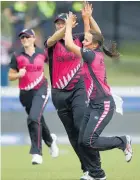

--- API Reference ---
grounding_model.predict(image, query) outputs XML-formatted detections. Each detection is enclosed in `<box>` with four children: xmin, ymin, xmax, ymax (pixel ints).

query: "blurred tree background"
<box><xmin>1</xmin><ymin>1</ymin><xmax>140</xmax><ymax>86</ymax></box>
<box><xmin>1</xmin><ymin>1</ymin><xmax>35</xmax><ymax>37</ymax></box>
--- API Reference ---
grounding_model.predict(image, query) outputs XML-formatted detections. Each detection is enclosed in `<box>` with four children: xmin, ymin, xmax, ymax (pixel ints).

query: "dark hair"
<box><xmin>89</xmin><ymin>30</ymin><xmax>120</xmax><ymax>59</ymax></box>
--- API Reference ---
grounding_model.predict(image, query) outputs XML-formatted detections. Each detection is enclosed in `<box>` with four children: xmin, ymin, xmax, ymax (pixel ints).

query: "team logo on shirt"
<box><xmin>83</xmin><ymin>48</ymin><xmax>91</xmax><ymax>52</ymax></box>
<box><xmin>94</xmin><ymin>116</ymin><xmax>99</xmax><ymax>120</ymax></box>
<box><xmin>85</xmin><ymin>100</ymin><xmax>89</xmax><ymax>107</ymax></box>
<box><xmin>56</xmin><ymin>54</ymin><xmax>79</xmax><ymax>62</ymax></box>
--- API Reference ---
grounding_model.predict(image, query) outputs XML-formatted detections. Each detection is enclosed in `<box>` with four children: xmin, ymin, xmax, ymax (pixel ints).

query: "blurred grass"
<box><xmin>1</xmin><ymin>144</ymin><xmax>140</xmax><ymax>180</ymax></box>
<box><xmin>105</xmin><ymin>54</ymin><xmax>140</xmax><ymax>86</ymax></box>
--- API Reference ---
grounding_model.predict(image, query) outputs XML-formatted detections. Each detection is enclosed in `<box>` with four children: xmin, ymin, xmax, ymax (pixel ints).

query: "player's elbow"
<box><xmin>8</xmin><ymin>72</ymin><xmax>15</xmax><ymax>81</ymax></box>
<box><xmin>65</xmin><ymin>41</ymin><xmax>73</xmax><ymax>51</ymax></box>
<box><xmin>45</xmin><ymin>38</ymin><xmax>56</xmax><ymax>48</ymax></box>
<box><xmin>8</xmin><ymin>73</ymin><xmax>12</xmax><ymax>81</ymax></box>
<box><xmin>65</xmin><ymin>44</ymin><xmax>72</xmax><ymax>51</ymax></box>
<box><xmin>8</xmin><ymin>72</ymin><xmax>13</xmax><ymax>81</ymax></box>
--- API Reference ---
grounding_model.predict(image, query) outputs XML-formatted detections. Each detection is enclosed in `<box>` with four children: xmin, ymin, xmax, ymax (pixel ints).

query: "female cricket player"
<box><xmin>65</xmin><ymin>10</ymin><xmax>133</xmax><ymax>180</ymax></box>
<box><xmin>8</xmin><ymin>28</ymin><xmax>59</xmax><ymax>165</ymax></box>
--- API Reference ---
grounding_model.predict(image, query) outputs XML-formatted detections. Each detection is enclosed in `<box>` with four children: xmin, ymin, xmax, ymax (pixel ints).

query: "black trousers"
<box><xmin>20</xmin><ymin>81</ymin><xmax>53</xmax><ymax>155</ymax></box>
<box><xmin>52</xmin><ymin>78</ymin><xmax>88</xmax><ymax>172</ymax></box>
<box><xmin>78</xmin><ymin>96</ymin><xmax>126</xmax><ymax>178</ymax></box>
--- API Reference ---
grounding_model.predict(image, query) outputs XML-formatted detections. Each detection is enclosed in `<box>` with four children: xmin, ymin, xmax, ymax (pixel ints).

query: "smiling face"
<box><xmin>82</xmin><ymin>32</ymin><xmax>93</xmax><ymax>48</ymax></box>
<box><xmin>82</xmin><ymin>32</ymin><xmax>99</xmax><ymax>49</ymax></box>
<box><xmin>55</xmin><ymin>19</ymin><xmax>66</xmax><ymax>31</ymax></box>
<box><xmin>20</xmin><ymin>35</ymin><xmax>35</xmax><ymax>48</ymax></box>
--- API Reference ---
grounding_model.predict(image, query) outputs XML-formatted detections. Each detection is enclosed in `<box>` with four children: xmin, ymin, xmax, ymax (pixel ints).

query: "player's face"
<box><xmin>20</xmin><ymin>35</ymin><xmax>35</xmax><ymax>48</ymax></box>
<box><xmin>83</xmin><ymin>32</ymin><xmax>98</xmax><ymax>49</ymax></box>
<box><xmin>55</xmin><ymin>20</ymin><xmax>65</xmax><ymax>31</ymax></box>
<box><xmin>82</xmin><ymin>32</ymin><xmax>93</xmax><ymax>48</ymax></box>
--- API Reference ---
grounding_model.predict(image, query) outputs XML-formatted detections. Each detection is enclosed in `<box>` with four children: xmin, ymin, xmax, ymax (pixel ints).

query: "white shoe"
<box><xmin>80</xmin><ymin>171</ymin><xmax>98</xmax><ymax>180</ymax></box>
<box><xmin>80</xmin><ymin>171</ymin><xmax>90</xmax><ymax>180</ymax></box>
<box><xmin>49</xmin><ymin>133</ymin><xmax>59</xmax><ymax>158</ymax></box>
<box><xmin>124</xmin><ymin>135</ymin><xmax>133</xmax><ymax>162</ymax></box>
<box><xmin>32</xmin><ymin>154</ymin><xmax>43</xmax><ymax>165</ymax></box>
<box><xmin>80</xmin><ymin>171</ymin><xmax>106</xmax><ymax>180</ymax></box>
<box><xmin>94</xmin><ymin>176</ymin><xmax>106</xmax><ymax>180</ymax></box>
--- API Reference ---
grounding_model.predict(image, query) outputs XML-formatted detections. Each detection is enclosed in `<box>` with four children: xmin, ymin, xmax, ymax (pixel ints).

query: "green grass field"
<box><xmin>1</xmin><ymin>144</ymin><xmax>140</xmax><ymax>180</ymax></box>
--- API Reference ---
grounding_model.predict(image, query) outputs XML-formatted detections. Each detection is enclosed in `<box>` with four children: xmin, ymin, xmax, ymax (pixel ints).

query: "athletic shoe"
<box><xmin>94</xmin><ymin>176</ymin><xmax>106</xmax><ymax>180</ymax></box>
<box><xmin>80</xmin><ymin>171</ymin><xmax>89</xmax><ymax>180</ymax></box>
<box><xmin>80</xmin><ymin>172</ymin><xmax>106</xmax><ymax>180</ymax></box>
<box><xmin>80</xmin><ymin>173</ymin><xmax>93</xmax><ymax>180</ymax></box>
<box><xmin>49</xmin><ymin>133</ymin><xmax>59</xmax><ymax>158</ymax></box>
<box><xmin>32</xmin><ymin>154</ymin><xmax>43</xmax><ymax>165</ymax></box>
<box><xmin>124</xmin><ymin>135</ymin><xmax>133</xmax><ymax>162</ymax></box>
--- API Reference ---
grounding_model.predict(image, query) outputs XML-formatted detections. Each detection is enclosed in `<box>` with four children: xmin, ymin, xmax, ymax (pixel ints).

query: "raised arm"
<box><xmin>82</xmin><ymin>2</ymin><xmax>91</xmax><ymax>33</ymax></box>
<box><xmin>46</xmin><ymin>26</ymin><xmax>66</xmax><ymax>47</ymax></box>
<box><xmin>88</xmin><ymin>3</ymin><xmax>102</xmax><ymax>34</ymax></box>
<box><xmin>65</xmin><ymin>12</ymin><xmax>82</xmax><ymax>57</ymax></box>
<box><xmin>89</xmin><ymin>17</ymin><xmax>101</xmax><ymax>34</ymax></box>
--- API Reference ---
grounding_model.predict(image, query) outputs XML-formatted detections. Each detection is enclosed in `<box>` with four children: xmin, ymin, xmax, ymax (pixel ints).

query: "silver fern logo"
<box><xmin>85</xmin><ymin>100</ymin><xmax>89</xmax><ymax>107</ymax></box>
<box><xmin>94</xmin><ymin>116</ymin><xmax>99</xmax><ymax>120</ymax></box>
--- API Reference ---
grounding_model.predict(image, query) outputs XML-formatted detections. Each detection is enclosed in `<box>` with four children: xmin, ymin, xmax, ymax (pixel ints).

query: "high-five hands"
<box><xmin>82</xmin><ymin>1</ymin><xmax>93</xmax><ymax>19</ymax></box>
<box><xmin>65</xmin><ymin>12</ymin><xmax>78</xmax><ymax>28</ymax></box>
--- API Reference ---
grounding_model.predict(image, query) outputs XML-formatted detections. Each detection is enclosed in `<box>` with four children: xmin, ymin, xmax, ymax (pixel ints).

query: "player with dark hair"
<box><xmin>65</xmin><ymin>9</ymin><xmax>133</xmax><ymax>180</ymax></box>
<box><xmin>8</xmin><ymin>29</ymin><xmax>59</xmax><ymax>165</ymax></box>
<box><xmin>44</xmin><ymin>12</ymin><xmax>88</xmax><ymax>177</ymax></box>
<box><xmin>44</xmin><ymin>2</ymin><xmax>107</xmax><ymax>178</ymax></box>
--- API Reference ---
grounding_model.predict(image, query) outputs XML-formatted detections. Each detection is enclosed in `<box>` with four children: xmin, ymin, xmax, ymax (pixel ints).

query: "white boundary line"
<box><xmin>1</xmin><ymin>135</ymin><xmax>140</xmax><ymax>145</ymax></box>
<box><xmin>1</xmin><ymin>87</ymin><xmax>140</xmax><ymax>97</ymax></box>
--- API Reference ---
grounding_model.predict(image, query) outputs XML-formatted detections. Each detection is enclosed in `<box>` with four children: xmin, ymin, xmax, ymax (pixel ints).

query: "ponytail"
<box><xmin>89</xmin><ymin>30</ymin><xmax>120</xmax><ymax>59</ymax></box>
<box><xmin>102</xmin><ymin>41</ymin><xmax>120</xmax><ymax>59</ymax></box>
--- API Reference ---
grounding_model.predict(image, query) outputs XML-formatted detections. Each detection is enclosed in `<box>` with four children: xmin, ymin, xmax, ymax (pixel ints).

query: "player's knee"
<box><xmin>82</xmin><ymin>136</ymin><xmax>91</xmax><ymax>148</ymax></box>
<box><xmin>73</xmin><ymin>114</ymin><xmax>84</xmax><ymax>131</ymax></box>
<box><xmin>27</xmin><ymin>114</ymin><xmax>39</xmax><ymax>124</ymax></box>
<box><xmin>78</xmin><ymin>134</ymin><xmax>89</xmax><ymax>147</ymax></box>
<box><xmin>82</xmin><ymin>134</ymin><xmax>97</xmax><ymax>148</ymax></box>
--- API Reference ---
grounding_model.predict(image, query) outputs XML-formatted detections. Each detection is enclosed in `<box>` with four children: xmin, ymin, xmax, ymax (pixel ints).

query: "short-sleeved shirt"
<box><xmin>45</xmin><ymin>33</ymin><xmax>85</xmax><ymax>90</ymax></box>
<box><xmin>81</xmin><ymin>47</ymin><xmax>111</xmax><ymax>100</ymax></box>
<box><xmin>10</xmin><ymin>47</ymin><xmax>47</xmax><ymax>90</ymax></box>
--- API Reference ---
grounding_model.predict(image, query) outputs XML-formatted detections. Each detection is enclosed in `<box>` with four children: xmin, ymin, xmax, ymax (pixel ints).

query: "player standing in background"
<box><xmin>8</xmin><ymin>29</ymin><xmax>59</xmax><ymax>165</ymax></box>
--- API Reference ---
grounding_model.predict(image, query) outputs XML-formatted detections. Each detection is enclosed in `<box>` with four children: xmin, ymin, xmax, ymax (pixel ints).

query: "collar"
<box><xmin>20</xmin><ymin>47</ymin><xmax>38</xmax><ymax>54</ymax></box>
<box><xmin>94</xmin><ymin>47</ymin><xmax>102</xmax><ymax>52</ymax></box>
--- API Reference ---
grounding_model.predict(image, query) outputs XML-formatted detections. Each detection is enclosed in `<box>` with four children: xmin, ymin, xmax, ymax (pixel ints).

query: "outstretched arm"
<box><xmin>82</xmin><ymin>1</ymin><xmax>102</xmax><ymax>34</ymax></box>
<box><xmin>89</xmin><ymin>16</ymin><xmax>101</xmax><ymax>34</ymax></box>
<box><xmin>65</xmin><ymin>12</ymin><xmax>82</xmax><ymax>57</ymax></box>
<box><xmin>46</xmin><ymin>14</ymin><xmax>78</xmax><ymax>48</ymax></box>
<box><xmin>82</xmin><ymin>2</ymin><xmax>91</xmax><ymax>33</ymax></box>
<box><xmin>46</xmin><ymin>26</ymin><xmax>66</xmax><ymax>47</ymax></box>
<box><xmin>88</xmin><ymin>3</ymin><xmax>102</xmax><ymax>34</ymax></box>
